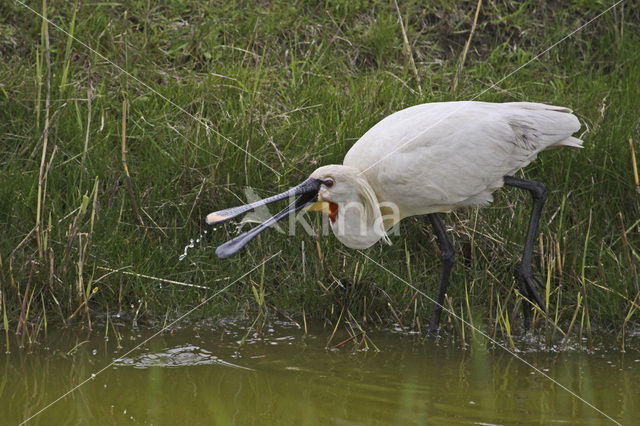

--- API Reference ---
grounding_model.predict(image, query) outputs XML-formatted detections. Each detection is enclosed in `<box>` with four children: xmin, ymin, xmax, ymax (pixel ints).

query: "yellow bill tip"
<box><xmin>206</xmin><ymin>212</ymin><xmax>230</xmax><ymax>225</ymax></box>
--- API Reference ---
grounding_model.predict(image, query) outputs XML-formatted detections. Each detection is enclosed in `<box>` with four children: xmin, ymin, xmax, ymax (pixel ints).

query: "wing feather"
<box><xmin>343</xmin><ymin>101</ymin><xmax>582</xmax><ymax>215</ymax></box>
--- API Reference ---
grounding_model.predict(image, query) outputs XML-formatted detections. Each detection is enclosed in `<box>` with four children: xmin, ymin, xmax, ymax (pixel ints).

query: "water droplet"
<box><xmin>92</xmin><ymin>349</ymin><xmax>97</xmax><ymax>355</ymax></box>
<box><xmin>204</xmin><ymin>230</ymin><xmax>208</xmax><ymax>234</ymax></box>
<box><xmin>196</xmin><ymin>239</ymin><xmax>200</xmax><ymax>243</ymax></box>
<box><xmin>91</xmin><ymin>373</ymin><xmax>96</xmax><ymax>379</ymax></box>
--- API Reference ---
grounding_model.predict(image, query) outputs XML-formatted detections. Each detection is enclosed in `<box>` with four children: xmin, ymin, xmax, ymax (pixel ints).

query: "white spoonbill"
<box><xmin>206</xmin><ymin>101</ymin><xmax>582</xmax><ymax>331</ymax></box>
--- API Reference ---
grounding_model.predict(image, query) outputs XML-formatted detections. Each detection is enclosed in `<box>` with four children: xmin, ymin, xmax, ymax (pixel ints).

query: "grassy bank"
<box><xmin>1</xmin><ymin>0</ymin><xmax>639</xmax><ymax>346</ymax></box>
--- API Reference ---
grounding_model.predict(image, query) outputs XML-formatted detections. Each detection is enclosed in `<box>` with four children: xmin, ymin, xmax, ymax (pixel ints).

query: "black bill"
<box><xmin>206</xmin><ymin>177</ymin><xmax>322</xmax><ymax>258</ymax></box>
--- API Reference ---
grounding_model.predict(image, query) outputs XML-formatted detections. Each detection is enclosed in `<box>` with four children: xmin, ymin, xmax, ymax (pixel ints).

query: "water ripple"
<box><xmin>114</xmin><ymin>344</ymin><xmax>253</xmax><ymax>370</ymax></box>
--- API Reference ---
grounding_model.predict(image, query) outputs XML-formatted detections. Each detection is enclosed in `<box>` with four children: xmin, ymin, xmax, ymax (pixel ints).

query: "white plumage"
<box><xmin>346</xmin><ymin>101</ymin><xmax>581</xmax><ymax>214</ymax></box>
<box><xmin>310</xmin><ymin>101</ymin><xmax>582</xmax><ymax>249</ymax></box>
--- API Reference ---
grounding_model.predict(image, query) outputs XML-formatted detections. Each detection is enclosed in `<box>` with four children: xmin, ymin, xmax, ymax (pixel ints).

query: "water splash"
<box><xmin>179</xmin><ymin>230</ymin><xmax>209</xmax><ymax>261</ymax></box>
<box><xmin>114</xmin><ymin>344</ymin><xmax>253</xmax><ymax>370</ymax></box>
<box><xmin>179</xmin><ymin>239</ymin><xmax>195</xmax><ymax>261</ymax></box>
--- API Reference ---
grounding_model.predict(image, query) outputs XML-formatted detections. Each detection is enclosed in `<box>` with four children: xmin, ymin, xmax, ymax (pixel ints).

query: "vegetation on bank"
<box><xmin>1</xmin><ymin>0</ymin><xmax>639</xmax><ymax>347</ymax></box>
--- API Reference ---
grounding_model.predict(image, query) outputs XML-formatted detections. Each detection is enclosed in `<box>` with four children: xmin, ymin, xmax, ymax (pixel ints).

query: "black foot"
<box><xmin>517</xmin><ymin>265</ymin><xmax>547</xmax><ymax>331</ymax></box>
<box><xmin>519</xmin><ymin>266</ymin><xmax>546</xmax><ymax>311</ymax></box>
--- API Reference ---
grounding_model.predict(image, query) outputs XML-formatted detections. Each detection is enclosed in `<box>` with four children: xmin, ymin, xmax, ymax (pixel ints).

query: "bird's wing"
<box><xmin>344</xmin><ymin>102</ymin><xmax>581</xmax><ymax>215</ymax></box>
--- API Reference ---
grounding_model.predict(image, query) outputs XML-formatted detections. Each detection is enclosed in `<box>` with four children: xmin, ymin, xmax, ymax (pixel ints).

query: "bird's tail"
<box><xmin>553</xmin><ymin>135</ymin><xmax>583</xmax><ymax>148</ymax></box>
<box><xmin>527</xmin><ymin>103</ymin><xmax>583</xmax><ymax>149</ymax></box>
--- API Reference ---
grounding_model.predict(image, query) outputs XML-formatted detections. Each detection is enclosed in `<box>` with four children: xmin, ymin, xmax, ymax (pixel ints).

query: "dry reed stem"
<box><xmin>61</xmin><ymin>197</ymin><xmax>89</xmax><ymax>277</ymax></box>
<box><xmin>302</xmin><ymin>308</ymin><xmax>308</xmax><ymax>334</ymax></box>
<box><xmin>332</xmin><ymin>332</ymin><xmax>362</xmax><ymax>349</ymax></box>
<box><xmin>383</xmin><ymin>70</ymin><xmax>418</xmax><ymax>95</ymax></box>
<box><xmin>392</xmin><ymin>0</ymin><xmax>422</xmax><ymax>96</ymax></box>
<box><xmin>629</xmin><ymin>138</ymin><xmax>639</xmax><ymax>192</ymax></box>
<box><xmin>89</xmin><ymin>177</ymin><xmax>99</xmax><ymax>234</ymax></box>
<box><xmin>48</xmin><ymin>245</ymin><xmax>55</xmax><ymax>288</ymax></box>
<box><xmin>555</xmin><ymin>237</ymin><xmax>563</xmax><ymax>279</ymax></box>
<box><xmin>9</xmin><ymin>227</ymin><xmax>37</xmax><ymax>260</ymax></box>
<box><xmin>76</xmin><ymin>234</ymin><xmax>87</xmax><ymax>319</ymax></box>
<box><xmin>387</xmin><ymin>302</ymin><xmax>406</xmax><ymax>332</ymax></box>
<box><xmin>453</xmin><ymin>0</ymin><xmax>483</xmax><ymax>92</ymax></box>
<box><xmin>140</xmin><ymin>208</ymin><xmax>167</xmax><ymax>238</ymax></box>
<box><xmin>618</xmin><ymin>212</ymin><xmax>640</xmax><ymax>261</ymax></box>
<box><xmin>186</xmin><ymin>176</ymin><xmax>207</xmax><ymax>223</ymax></box>
<box><xmin>268</xmin><ymin>303</ymin><xmax>301</xmax><ymax>328</ymax></box>
<box><xmin>445</xmin><ymin>295</ymin><xmax>462</xmax><ymax>336</ymax></box>
<box><xmin>16</xmin><ymin>262</ymin><xmax>35</xmax><ymax>335</ymax></box>
<box><xmin>81</xmin><ymin>70</ymin><xmax>93</xmax><ymax>181</ymax></box>
<box><xmin>95</xmin><ymin>266</ymin><xmax>210</xmax><ymax>289</ymax></box>
<box><xmin>0</xmin><ymin>254</ymin><xmax>4</xmax><ymax>291</ymax></box>
<box><xmin>40</xmin><ymin>144</ymin><xmax>58</xmax><ymax>245</ymax></box>
<box><xmin>121</xmin><ymin>99</ymin><xmax>146</xmax><ymax>231</ymax></box>
<box><xmin>26</xmin><ymin>106</ymin><xmax>66</xmax><ymax>158</ymax></box>
<box><xmin>36</xmin><ymin>0</ymin><xmax>52</xmax><ymax>259</ymax></box>
<box><xmin>67</xmin><ymin>300</ymin><xmax>88</xmax><ymax>321</ymax></box>
<box><xmin>561</xmin><ymin>293</ymin><xmax>582</xmax><ymax>347</ymax></box>
<box><xmin>67</xmin><ymin>285</ymin><xmax>98</xmax><ymax>322</ymax></box>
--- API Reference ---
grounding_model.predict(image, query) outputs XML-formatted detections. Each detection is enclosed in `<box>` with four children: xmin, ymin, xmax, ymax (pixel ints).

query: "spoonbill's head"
<box><xmin>206</xmin><ymin>165</ymin><xmax>389</xmax><ymax>258</ymax></box>
<box><xmin>306</xmin><ymin>165</ymin><xmax>389</xmax><ymax>250</ymax></box>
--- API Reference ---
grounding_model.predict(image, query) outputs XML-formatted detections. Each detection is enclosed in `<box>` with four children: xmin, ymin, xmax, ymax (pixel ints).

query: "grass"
<box><xmin>0</xmin><ymin>0</ymin><xmax>639</xmax><ymax>347</ymax></box>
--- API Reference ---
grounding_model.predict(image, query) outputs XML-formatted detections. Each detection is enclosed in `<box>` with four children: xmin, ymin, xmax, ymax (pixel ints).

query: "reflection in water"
<box><xmin>1</xmin><ymin>319</ymin><xmax>639</xmax><ymax>425</ymax></box>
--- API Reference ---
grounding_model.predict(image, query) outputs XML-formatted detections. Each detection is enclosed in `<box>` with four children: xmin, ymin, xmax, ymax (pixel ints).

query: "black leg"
<box><xmin>428</xmin><ymin>213</ymin><xmax>455</xmax><ymax>333</ymax></box>
<box><xmin>503</xmin><ymin>176</ymin><xmax>548</xmax><ymax>330</ymax></box>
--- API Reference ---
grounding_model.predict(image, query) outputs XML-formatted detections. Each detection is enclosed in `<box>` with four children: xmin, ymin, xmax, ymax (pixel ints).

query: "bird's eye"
<box><xmin>324</xmin><ymin>178</ymin><xmax>334</xmax><ymax>188</ymax></box>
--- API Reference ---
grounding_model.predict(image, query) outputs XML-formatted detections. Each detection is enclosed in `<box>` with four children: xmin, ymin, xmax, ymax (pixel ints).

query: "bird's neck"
<box><xmin>329</xmin><ymin>177</ymin><xmax>390</xmax><ymax>249</ymax></box>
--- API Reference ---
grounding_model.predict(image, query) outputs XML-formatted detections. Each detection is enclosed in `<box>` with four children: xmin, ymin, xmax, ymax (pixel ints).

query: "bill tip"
<box><xmin>215</xmin><ymin>245</ymin><xmax>233</xmax><ymax>259</ymax></box>
<box><xmin>206</xmin><ymin>212</ymin><xmax>229</xmax><ymax>225</ymax></box>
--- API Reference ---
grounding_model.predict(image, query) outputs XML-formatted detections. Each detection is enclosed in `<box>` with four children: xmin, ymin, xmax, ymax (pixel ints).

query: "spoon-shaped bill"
<box><xmin>215</xmin><ymin>191</ymin><xmax>318</xmax><ymax>258</ymax></box>
<box><xmin>205</xmin><ymin>177</ymin><xmax>323</xmax><ymax>225</ymax></box>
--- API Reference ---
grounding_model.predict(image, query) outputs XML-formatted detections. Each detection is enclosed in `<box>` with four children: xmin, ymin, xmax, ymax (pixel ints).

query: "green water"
<box><xmin>2</xmin><ymin>319</ymin><xmax>638</xmax><ymax>425</ymax></box>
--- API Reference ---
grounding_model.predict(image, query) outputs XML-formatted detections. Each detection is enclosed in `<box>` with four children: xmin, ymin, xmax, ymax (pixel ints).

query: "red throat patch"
<box><xmin>328</xmin><ymin>202</ymin><xmax>338</xmax><ymax>223</ymax></box>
